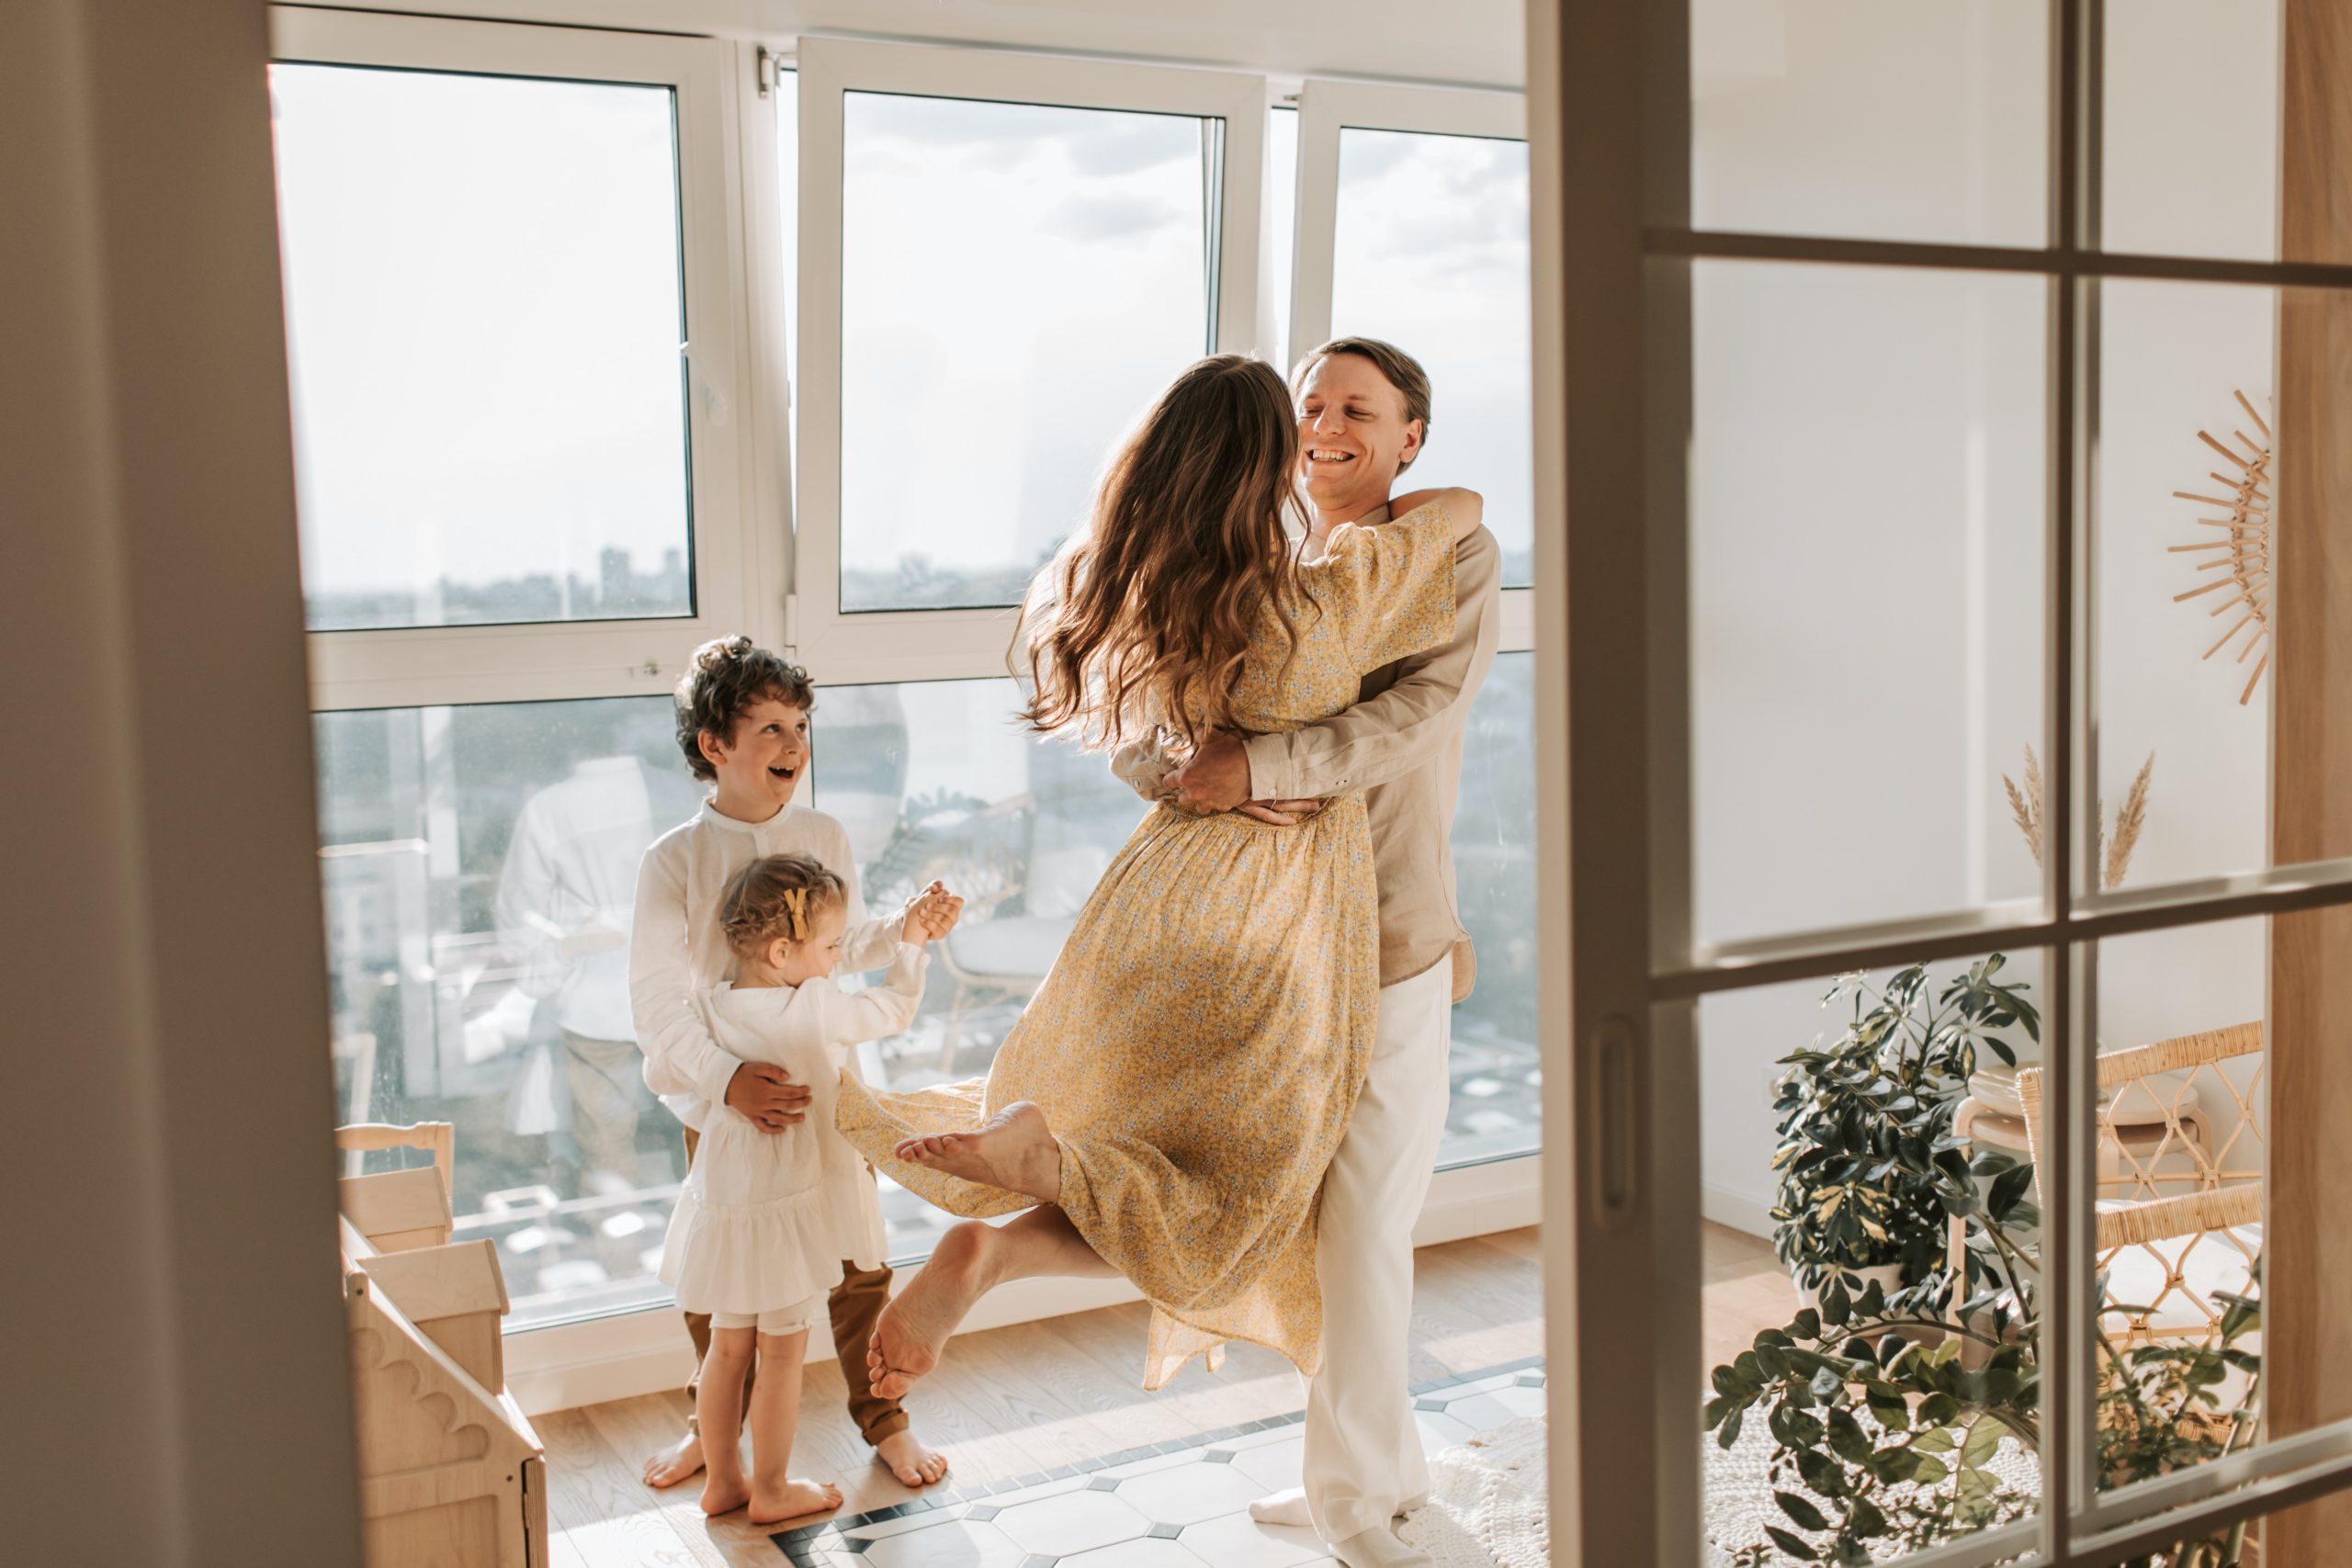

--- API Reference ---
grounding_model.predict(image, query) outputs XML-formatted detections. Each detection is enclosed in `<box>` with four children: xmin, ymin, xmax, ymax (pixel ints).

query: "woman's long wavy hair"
<box><xmin>1019</xmin><ymin>355</ymin><xmax>1306</xmax><ymax>750</ymax></box>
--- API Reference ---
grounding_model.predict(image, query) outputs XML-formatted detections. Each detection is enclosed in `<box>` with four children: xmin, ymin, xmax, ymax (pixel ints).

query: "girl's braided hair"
<box><xmin>718</xmin><ymin>853</ymin><xmax>847</xmax><ymax>960</ymax></box>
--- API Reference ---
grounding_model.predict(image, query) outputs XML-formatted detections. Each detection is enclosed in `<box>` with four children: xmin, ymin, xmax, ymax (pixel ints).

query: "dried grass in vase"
<box><xmin>2003</xmin><ymin>745</ymin><xmax>2154</xmax><ymax>890</ymax></box>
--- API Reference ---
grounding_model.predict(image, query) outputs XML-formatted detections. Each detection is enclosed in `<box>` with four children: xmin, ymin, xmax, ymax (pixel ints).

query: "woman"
<box><xmin>836</xmin><ymin>354</ymin><xmax>1480</xmax><ymax>1395</ymax></box>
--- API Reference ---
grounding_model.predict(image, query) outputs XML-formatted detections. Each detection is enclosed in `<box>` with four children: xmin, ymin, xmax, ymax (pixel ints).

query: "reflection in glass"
<box><xmin>837</xmin><ymin>94</ymin><xmax>1215</xmax><ymax>612</ymax></box>
<box><xmin>817</xmin><ymin>664</ymin><xmax>1540</xmax><ymax>1259</ymax></box>
<box><xmin>271</xmin><ymin>65</ymin><xmax>694</xmax><ymax>631</ymax></box>
<box><xmin>316</xmin><ymin>697</ymin><xmax>704</xmax><ymax>1328</ymax></box>
<box><xmin>1690</xmin><ymin>0</ymin><xmax>2048</xmax><ymax>247</ymax></box>
<box><xmin>1689</xmin><ymin>260</ymin><xmax>2046</xmax><ymax>946</ymax></box>
<box><xmin>1329</xmin><ymin>128</ymin><xmax>1533</xmax><ymax>587</ymax></box>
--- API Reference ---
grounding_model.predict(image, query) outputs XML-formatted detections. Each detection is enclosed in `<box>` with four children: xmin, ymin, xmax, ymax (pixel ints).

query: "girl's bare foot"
<box><xmin>876</xmin><ymin>1428</ymin><xmax>950</xmax><ymax>1487</ymax></box>
<box><xmin>894</xmin><ymin>1101</ymin><xmax>1061</xmax><ymax>1201</ymax></box>
<box><xmin>868</xmin><ymin>1221</ymin><xmax>1001</xmax><ymax>1400</ymax></box>
<box><xmin>748</xmin><ymin>1477</ymin><xmax>842</xmax><ymax>1526</ymax></box>
<box><xmin>699</xmin><ymin>1470</ymin><xmax>751</xmax><ymax>1517</ymax></box>
<box><xmin>645</xmin><ymin>1428</ymin><xmax>705</xmax><ymax>1488</ymax></box>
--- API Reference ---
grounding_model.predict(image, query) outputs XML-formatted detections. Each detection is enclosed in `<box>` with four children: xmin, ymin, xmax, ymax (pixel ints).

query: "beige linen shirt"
<box><xmin>1112</xmin><ymin>503</ymin><xmax>1503</xmax><ymax>987</ymax></box>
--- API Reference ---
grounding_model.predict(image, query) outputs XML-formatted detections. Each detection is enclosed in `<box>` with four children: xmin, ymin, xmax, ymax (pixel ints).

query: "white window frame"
<box><xmin>270</xmin><ymin>6</ymin><xmax>781</xmax><ymax>714</ymax></box>
<box><xmin>273</xmin><ymin>7</ymin><xmax>1546</xmax><ymax>1391</ymax></box>
<box><xmin>1290</xmin><ymin>78</ymin><xmax>1535</xmax><ymax>651</ymax></box>
<box><xmin>786</xmin><ymin>36</ymin><xmax>1268</xmax><ymax>683</ymax></box>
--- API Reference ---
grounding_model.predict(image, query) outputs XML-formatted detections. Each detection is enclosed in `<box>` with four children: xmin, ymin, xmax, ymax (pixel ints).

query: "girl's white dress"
<box><xmin>659</xmin><ymin>942</ymin><xmax>929</xmax><ymax>1317</ymax></box>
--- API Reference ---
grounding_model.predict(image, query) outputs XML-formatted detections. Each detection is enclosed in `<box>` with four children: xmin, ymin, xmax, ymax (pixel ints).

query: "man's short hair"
<box><xmin>1291</xmin><ymin>336</ymin><xmax>1433</xmax><ymax>469</ymax></box>
<box><xmin>673</xmin><ymin>635</ymin><xmax>816</xmax><ymax>783</ymax></box>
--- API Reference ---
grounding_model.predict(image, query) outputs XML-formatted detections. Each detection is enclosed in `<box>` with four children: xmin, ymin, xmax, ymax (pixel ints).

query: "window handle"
<box><xmin>1586</xmin><ymin>1013</ymin><xmax>1640</xmax><ymax>1229</ymax></box>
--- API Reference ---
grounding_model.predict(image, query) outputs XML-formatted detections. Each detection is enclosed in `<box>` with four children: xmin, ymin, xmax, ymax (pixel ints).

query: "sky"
<box><xmin>271</xmin><ymin>64</ymin><xmax>1536</xmax><ymax>621</ymax></box>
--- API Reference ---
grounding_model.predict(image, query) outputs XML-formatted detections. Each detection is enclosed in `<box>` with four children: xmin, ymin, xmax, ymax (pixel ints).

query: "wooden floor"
<box><xmin>540</xmin><ymin>1224</ymin><xmax>1791</xmax><ymax>1567</ymax></box>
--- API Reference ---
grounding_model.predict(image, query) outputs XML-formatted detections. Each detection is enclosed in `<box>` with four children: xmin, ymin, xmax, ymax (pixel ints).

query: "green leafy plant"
<box><xmin>1769</xmin><ymin>959</ymin><xmax>2039</xmax><ymax>1307</ymax></box>
<box><xmin>1713</xmin><ymin>960</ymin><xmax>2264</xmax><ymax>1567</ymax></box>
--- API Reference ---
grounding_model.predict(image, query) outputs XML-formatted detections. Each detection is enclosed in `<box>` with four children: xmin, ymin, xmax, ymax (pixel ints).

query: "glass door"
<box><xmin>1536</xmin><ymin>0</ymin><xmax>2352</xmax><ymax>1562</ymax></box>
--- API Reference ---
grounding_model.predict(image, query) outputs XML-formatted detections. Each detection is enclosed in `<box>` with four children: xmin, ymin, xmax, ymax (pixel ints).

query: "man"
<box><xmin>1164</xmin><ymin>337</ymin><xmax>1500</xmax><ymax>1568</ymax></box>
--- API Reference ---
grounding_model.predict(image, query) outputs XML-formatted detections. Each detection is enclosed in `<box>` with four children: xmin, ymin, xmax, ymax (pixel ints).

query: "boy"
<box><xmin>632</xmin><ymin>634</ymin><xmax>959</xmax><ymax>1492</ymax></box>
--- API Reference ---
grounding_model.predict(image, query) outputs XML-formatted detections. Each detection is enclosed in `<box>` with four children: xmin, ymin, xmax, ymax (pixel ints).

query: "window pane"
<box><xmin>1329</xmin><ymin>128</ymin><xmax>1533</xmax><ymax>587</ymax></box>
<box><xmin>1696</xmin><ymin>949</ymin><xmax>2047</xmax><ymax>1563</ymax></box>
<box><xmin>272</xmin><ymin>65</ymin><xmax>694</xmax><ymax>631</ymax></box>
<box><xmin>2081</xmin><ymin>920</ymin><xmax>2268</xmax><ymax>1512</ymax></box>
<box><xmin>811</xmin><ymin>679</ymin><xmax>1159</xmax><ymax>1260</ymax></box>
<box><xmin>1689</xmin><ymin>260</ymin><xmax>2046</xmax><ymax>945</ymax></box>
<box><xmin>2102</xmin><ymin>0</ymin><xmax>2283</xmax><ymax>263</ymax></box>
<box><xmin>817</xmin><ymin>671</ymin><xmax>1541</xmax><ymax>1259</ymax></box>
<box><xmin>1443</xmin><ymin>651</ymin><xmax>1540</xmax><ymax>1166</ymax></box>
<box><xmin>1268</xmin><ymin>104</ymin><xmax>1299</xmax><ymax>377</ymax></box>
<box><xmin>317</xmin><ymin>696</ymin><xmax>705</xmax><ymax>1329</ymax></box>
<box><xmin>837</xmin><ymin>95</ymin><xmax>1215</xmax><ymax>613</ymax></box>
<box><xmin>1690</xmin><ymin>0</ymin><xmax>2049</xmax><ymax>247</ymax></box>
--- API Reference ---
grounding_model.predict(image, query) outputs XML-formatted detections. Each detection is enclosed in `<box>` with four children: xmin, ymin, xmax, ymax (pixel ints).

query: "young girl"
<box><xmin>659</xmin><ymin>852</ymin><xmax>949</xmax><ymax>1523</ymax></box>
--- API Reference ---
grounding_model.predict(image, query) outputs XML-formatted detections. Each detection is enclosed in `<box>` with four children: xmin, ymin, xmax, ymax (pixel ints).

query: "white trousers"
<box><xmin>1304</xmin><ymin>954</ymin><xmax>1454</xmax><ymax>1543</ymax></box>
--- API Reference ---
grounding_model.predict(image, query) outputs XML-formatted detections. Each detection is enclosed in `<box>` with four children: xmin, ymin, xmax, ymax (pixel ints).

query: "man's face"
<box><xmin>701</xmin><ymin>697</ymin><xmax>810</xmax><ymax>813</ymax></box>
<box><xmin>1297</xmin><ymin>353</ymin><xmax>1423</xmax><ymax>516</ymax></box>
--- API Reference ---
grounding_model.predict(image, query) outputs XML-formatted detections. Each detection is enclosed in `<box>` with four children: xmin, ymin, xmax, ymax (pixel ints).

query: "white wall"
<box><xmin>1687</xmin><ymin>0</ymin><xmax>2283</xmax><ymax>1235</ymax></box>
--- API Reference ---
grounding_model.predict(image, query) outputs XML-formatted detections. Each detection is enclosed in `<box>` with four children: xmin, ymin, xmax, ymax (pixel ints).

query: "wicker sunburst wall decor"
<box><xmin>2169</xmin><ymin>389</ymin><xmax>2273</xmax><ymax>706</ymax></box>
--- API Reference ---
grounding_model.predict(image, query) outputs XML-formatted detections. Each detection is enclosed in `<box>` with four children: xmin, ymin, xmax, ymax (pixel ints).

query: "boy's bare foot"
<box><xmin>699</xmin><ymin>1470</ymin><xmax>751</xmax><ymax>1517</ymax></box>
<box><xmin>748</xmin><ymin>1477</ymin><xmax>843</xmax><ymax>1526</ymax></box>
<box><xmin>876</xmin><ymin>1428</ymin><xmax>950</xmax><ymax>1487</ymax></box>
<box><xmin>894</xmin><ymin>1101</ymin><xmax>1061</xmax><ymax>1201</ymax></box>
<box><xmin>645</xmin><ymin>1428</ymin><xmax>705</xmax><ymax>1488</ymax></box>
<box><xmin>869</xmin><ymin>1221</ymin><xmax>1001</xmax><ymax>1400</ymax></box>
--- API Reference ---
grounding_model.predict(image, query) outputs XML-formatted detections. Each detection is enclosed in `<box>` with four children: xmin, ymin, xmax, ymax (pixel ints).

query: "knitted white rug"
<box><xmin>1384</xmin><ymin>1407</ymin><xmax>2040</xmax><ymax>1566</ymax></box>
<box><xmin>1397</xmin><ymin>1417</ymin><xmax>1549</xmax><ymax>1568</ymax></box>
<box><xmin>1702</xmin><ymin>1405</ymin><xmax>2038</xmax><ymax>1563</ymax></box>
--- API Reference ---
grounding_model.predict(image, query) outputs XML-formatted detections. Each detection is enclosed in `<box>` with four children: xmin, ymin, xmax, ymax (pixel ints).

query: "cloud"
<box><xmin>1039</xmin><ymin>191</ymin><xmax>1185</xmax><ymax>244</ymax></box>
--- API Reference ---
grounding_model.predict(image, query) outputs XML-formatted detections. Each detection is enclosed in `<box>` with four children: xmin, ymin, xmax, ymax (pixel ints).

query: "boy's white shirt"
<box><xmin>632</xmin><ymin>799</ymin><xmax>908</xmax><ymax>1130</ymax></box>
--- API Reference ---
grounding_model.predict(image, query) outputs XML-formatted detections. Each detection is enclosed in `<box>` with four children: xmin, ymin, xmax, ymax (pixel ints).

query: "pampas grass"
<box><xmin>2001</xmin><ymin>744</ymin><xmax>2155</xmax><ymax>890</ymax></box>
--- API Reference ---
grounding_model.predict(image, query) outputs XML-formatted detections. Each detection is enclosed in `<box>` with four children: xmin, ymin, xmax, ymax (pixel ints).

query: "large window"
<box><xmin>278</xmin><ymin>11</ymin><xmax>1540</xmax><ymax>1337</ymax></box>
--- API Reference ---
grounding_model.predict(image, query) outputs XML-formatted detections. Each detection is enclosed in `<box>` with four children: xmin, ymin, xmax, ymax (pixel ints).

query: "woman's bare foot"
<box><xmin>748</xmin><ymin>1477</ymin><xmax>842</xmax><ymax>1526</ymax></box>
<box><xmin>645</xmin><ymin>1428</ymin><xmax>705</xmax><ymax>1488</ymax></box>
<box><xmin>894</xmin><ymin>1101</ymin><xmax>1061</xmax><ymax>1201</ymax></box>
<box><xmin>876</xmin><ymin>1428</ymin><xmax>950</xmax><ymax>1487</ymax></box>
<box><xmin>868</xmin><ymin>1221</ymin><xmax>1003</xmax><ymax>1400</ymax></box>
<box><xmin>699</xmin><ymin>1469</ymin><xmax>751</xmax><ymax>1517</ymax></box>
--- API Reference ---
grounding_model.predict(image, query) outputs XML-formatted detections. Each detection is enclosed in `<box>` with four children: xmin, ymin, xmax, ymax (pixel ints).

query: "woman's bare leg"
<box><xmin>895</xmin><ymin>1101</ymin><xmax>1062</xmax><ymax>1202</ymax></box>
<box><xmin>869</xmin><ymin>1208</ymin><xmax>1113</xmax><ymax>1399</ymax></box>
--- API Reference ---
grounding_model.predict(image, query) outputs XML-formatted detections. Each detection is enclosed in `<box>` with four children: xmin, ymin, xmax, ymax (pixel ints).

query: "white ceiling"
<box><xmin>301</xmin><ymin>0</ymin><xmax>1530</xmax><ymax>89</ymax></box>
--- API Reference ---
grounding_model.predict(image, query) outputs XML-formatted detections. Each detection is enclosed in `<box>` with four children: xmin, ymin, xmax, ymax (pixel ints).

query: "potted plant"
<box><xmin>1768</xmin><ymin>958</ymin><xmax>2039</xmax><ymax>1314</ymax></box>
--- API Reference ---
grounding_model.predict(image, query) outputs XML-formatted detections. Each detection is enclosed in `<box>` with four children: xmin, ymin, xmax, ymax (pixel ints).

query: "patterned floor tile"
<box><xmin>1057</xmin><ymin>1539</ymin><xmax>1209</xmax><ymax>1566</ymax></box>
<box><xmin>1178</xmin><ymin>1509</ymin><xmax>1329</xmax><ymax>1568</ymax></box>
<box><xmin>860</xmin><ymin>1517</ymin><xmax>1026</xmax><ymax>1568</ymax></box>
<box><xmin>994</xmin><ymin>1488</ymin><xmax>1153</xmax><ymax>1556</ymax></box>
<box><xmin>1228</xmin><ymin>1433</ymin><xmax>1306</xmax><ymax>1494</ymax></box>
<box><xmin>781</xmin><ymin>1359</ymin><xmax>1543</xmax><ymax>1568</ymax></box>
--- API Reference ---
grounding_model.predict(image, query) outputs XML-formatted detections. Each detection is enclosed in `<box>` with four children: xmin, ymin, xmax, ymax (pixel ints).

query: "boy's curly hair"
<box><xmin>673</xmin><ymin>635</ymin><xmax>817</xmax><ymax>783</ymax></box>
<box><xmin>718</xmin><ymin>853</ymin><xmax>848</xmax><ymax>960</ymax></box>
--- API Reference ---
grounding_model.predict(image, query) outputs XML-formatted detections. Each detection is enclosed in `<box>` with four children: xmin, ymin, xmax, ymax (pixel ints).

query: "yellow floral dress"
<box><xmin>836</xmin><ymin>502</ymin><xmax>1457</xmax><ymax>1388</ymax></box>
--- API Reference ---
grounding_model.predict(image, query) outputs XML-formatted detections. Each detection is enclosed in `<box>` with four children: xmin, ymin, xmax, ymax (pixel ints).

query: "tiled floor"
<box><xmin>769</xmin><ymin>1359</ymin><xmax>1552</xmax><ymax>1567</ymax></box>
